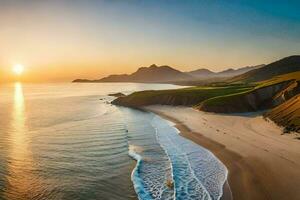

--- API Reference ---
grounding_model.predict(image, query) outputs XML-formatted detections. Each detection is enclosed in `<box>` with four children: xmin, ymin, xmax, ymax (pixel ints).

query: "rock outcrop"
<box><xmin>265</xmin><ymin>93</ymin><xmax>300</xmax><ymax>133</ymax></box>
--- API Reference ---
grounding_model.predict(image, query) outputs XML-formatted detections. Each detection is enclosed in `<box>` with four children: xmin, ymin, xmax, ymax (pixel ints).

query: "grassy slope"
<box><xmin>112</xmin><ymin>85</ymin><xmax>253</xmax><ymax>107</ymax></box>
<box><xmin>256</xmin><ymin>71</ymin><xmax>300</xmax><ymax>87</ymax></box>
<box><xmin>199</xmin><ymin>72</ymin><xmax>300</xmax><ymax>111</ymax></box>
<box><xmin>112</xmin><ymin>70</ymin><xmax>300</xmax><ymax>133</ymax></box>
<box><xmin>229</xmin><ymin>55</ymin><xmax>300</xmax><ymax>83</ymax></box>
<box><xmin>113</xmin><ymin>72</ymin><xmax>300</xmax><ymax>110</ymax></box>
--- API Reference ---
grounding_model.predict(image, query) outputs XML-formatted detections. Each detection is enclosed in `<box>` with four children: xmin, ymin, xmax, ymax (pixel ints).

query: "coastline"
<box><xmin>145</xmin><ymin>105</ymin><xmax>300</xmax><ymax>200</ymax></box>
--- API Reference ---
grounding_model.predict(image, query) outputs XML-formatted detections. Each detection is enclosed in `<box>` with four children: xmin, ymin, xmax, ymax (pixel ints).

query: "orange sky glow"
<box><xmin>0</xmin><ymin>1</ymin><xmax>299</xmax><ymax>83</ymax></box>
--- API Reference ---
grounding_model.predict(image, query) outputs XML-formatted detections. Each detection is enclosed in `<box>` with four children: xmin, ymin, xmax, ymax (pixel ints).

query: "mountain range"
<box><xmin>73</xmin><ymin>64</ymin><xmax>264</xmax><ymax>83</ymax></box>
<box><xmin>111</xmin><ymin>55</ymin><xmax>300</xmax><ymax>133</ymax></box>
<box><xmin>187</xmin><ymin>65</ymin><xmax>264</xmax><ymax>79</ymax></box>
<box><xmin>73</xmin><ymin>64</ymin><xmax>192</xmax><ymax>83</ymax></box>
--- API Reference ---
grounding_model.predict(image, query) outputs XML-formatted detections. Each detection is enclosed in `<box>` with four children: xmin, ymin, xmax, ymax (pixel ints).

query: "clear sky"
<box><xmin>0</xmin><ymin>0</ymin><xmax>300</xmax><ymax>82</ymax></box>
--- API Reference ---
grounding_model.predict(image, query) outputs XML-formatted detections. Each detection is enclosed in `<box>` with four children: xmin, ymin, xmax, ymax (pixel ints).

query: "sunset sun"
<box><xmin>13</xmin><ymin>64</ymin><xmax>24</xmax><ymax>75</ymax></box>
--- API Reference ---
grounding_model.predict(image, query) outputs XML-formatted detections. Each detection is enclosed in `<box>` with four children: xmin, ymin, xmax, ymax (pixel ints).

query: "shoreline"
<box><xmin>149</xmin><ymin>109</ymin><xmax>234</xmax><ymax>200</ymax></box>
<box><xmin>145</xmin><ymin>105</ymin><xmax>300</xmax><ymax>200</ymax></box>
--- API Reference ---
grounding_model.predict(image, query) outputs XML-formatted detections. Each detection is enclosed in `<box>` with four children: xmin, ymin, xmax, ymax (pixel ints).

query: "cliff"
<box><xmin>265</xmin><ymin>93</ymin><xmax>300</xmax><ymax>133</ymax></box>
<box><xmin>198</xmin><ymin>80</ymin><xmax>298</xmax><ymax>113</ymax></box>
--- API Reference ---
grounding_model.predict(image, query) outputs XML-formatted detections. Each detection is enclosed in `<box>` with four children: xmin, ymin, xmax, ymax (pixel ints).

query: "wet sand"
<box><xmin>146</xmin><ymin>105</ymin><xmax>300</xmax><ymax>200</ymax></box>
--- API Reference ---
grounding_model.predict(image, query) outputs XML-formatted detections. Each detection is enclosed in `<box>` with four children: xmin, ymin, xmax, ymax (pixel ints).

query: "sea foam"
<box><xmin>129</xmin><ymin>146</ymin><xmax>154</xmax><ymax>200</ymax></box>
<box><xmin>151</xmin><ymin>116</ymin><xmax>228</xmax><ymax>200</ymax></box>
<box><xmin>124</xmin><ymin>109</ymin><xmax>174</xmax><ymax>200</ymax></box>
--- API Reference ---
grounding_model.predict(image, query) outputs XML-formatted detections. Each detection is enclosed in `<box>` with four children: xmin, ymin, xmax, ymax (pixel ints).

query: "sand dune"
<box><xmin>145</xmin><ymin>106</ymin><xmax>300</xmax><ymax>200</ymax></box>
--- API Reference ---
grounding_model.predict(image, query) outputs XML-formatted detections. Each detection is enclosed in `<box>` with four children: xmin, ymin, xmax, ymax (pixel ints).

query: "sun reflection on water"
<box><xmin>13</xmin><ymin>82</ymin><xmax>25</xmax><ymax>131</ymax></box>
<box><xmin>4</xmin><ymin>83</ymin><xmax>37</xmax><ymax>199</ymax></box>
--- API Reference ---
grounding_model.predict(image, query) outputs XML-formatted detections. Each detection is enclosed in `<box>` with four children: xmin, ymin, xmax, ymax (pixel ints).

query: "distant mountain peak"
<box><xmin>191</xmin><ymin>68</ymin><xmax>214</xmax><ymax>73</ymax></box>
<box><xmin>221</xmin><ymin>68</ymin><xmax>234</xmax><ymax>73</ymax></box>
<box><xmin>72</xmin><ymin>62</ymin><xmax>266</xmax><ymax>83</ymax></box>
<box><xmin>149</xmin><ymin>64</ymin><xmax>158</xmax><ymax>68</ymax></box>
<box><xmin>81</xmin><ymin>63</ymin><xmax>194</xmax><ymax>83</ymax></box>
<box><xmin>187</xmin><ymin>65</ymin><xmax>263</xmax><ymax>79</ymax></box>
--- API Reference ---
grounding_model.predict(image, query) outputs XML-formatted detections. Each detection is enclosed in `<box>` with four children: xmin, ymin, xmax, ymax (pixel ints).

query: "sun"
<box><xmin>13</xmin><ymin>64</ymin><xmax>24</xmax><ymax>75</ymax></box>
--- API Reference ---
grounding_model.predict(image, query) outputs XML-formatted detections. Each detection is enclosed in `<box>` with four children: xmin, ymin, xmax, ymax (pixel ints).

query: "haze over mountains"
<box><xmin>73</xmin><ymin>64</ymin><xmax>191</xmax><ymax>83</ymax></box>
<box><xmin>187</xmin><ymin>65</ymin><xmax>264</xmax><ymax>79</ymax></box>
<box><xmin>102</xmin><ymin>64</ymin><xmax>192</xmax><ymax>83</ymax></box>
<box><xmin>73</xmin><ymin>64</ymin><xmax>263</xmax><ymax>83</ymax></box>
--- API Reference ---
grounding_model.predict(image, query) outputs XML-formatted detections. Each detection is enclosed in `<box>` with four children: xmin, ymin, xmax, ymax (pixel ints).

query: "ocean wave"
<box><xmin>125</xmin><ymin>108</ymin><xmax>227</xmax><ymax>200</ymax></box>
<box><xmin>151</xmin><ymin>116</ymin><xmax>228</xmax><ymax>200</ymax></box>
<box><xmin>123</xmin><ymin>108</ymin><xmax>174</xmax><ymax>200</ymax></box>
<box><xmin>128</xmin><ymin>145</ymin><xmax>154</xmax><ymax>200</ymax></box>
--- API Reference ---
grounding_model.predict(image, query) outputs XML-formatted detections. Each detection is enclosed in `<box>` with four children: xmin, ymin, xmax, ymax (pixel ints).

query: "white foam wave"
<box><xmin>128</xmin><ymin>146</ymin><xmax>154</xmax><ymax>200</ymax></box>
<box><xmin>151</xmin><ymin>116</ymin><xmax>228</xmax><ymax>200</ymax></box>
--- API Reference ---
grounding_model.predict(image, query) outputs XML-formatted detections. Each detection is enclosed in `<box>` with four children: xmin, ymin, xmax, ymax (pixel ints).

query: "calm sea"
<box><xmin>0</xmin><ymin>83</ymin><xmax>227</xmax><ymax>200</ymax></box>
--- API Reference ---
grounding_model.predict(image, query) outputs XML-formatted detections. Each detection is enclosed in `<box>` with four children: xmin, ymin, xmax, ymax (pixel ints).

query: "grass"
<box><xmin>197</xmin><ymin>89</ymin><xmax>251</xmax><ymax>107</ymax></box>
<box><xmin>199</xmin><ymin>72</ymin><xmax>300</xmax><ymax>108</ymax></box>
<box><xmin>114</xmin><ymin>69</ymin><xmax>300</xmax><ymax>132</ymax></box>
<box><xmin>114</xmin><ymin>85</ymin><xmax>253</xmax><ymax>107</ymax></box>
<box><xmin>116</xmin><ymin>76</ymin><xmax>296</xmax><ymax>108</ymax></box>
<box><xmin>114</xmin><ymin>72</ymin><xmax>299</xmax><ymax>115</ymax></box>
<box><xmin>256</xmin><ymin>71</ymin><xmax>300</xmax><ymax>88</ymax></box>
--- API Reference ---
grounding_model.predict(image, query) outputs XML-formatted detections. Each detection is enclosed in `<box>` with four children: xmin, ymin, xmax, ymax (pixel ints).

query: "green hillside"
<box><xmin>257</xmin><ymin>71</ymin><xmax>300</xmax><ymax>87</ymax></box>
<box><xmin>198</xmin><ymin>80</ymin><xmax>296</xmax><ymax>113</ymax></box>
<box><xmin>112</xmin><ymin>56</ymin><xmax>300</xmax><ymax>133</ymax></box>
<box><xmin>198</xmin><ymin>71</ymin><xmax>300</xmax><ymax>113</ymax></box>
<box><xmin>229</xmin><ymin>56</ymin><xmax>300</xmax><ymax>83</ymax></box>
<box><xmin>112</xmin><ymin>85</ymin><xmax>252</xmax><ymax>107</ymax></box>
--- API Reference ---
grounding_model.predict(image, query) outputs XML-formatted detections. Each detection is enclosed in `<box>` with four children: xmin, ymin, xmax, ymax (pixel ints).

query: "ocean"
<box><xmin>0</xmin><ymin>82</ymin><xmax>227</xmax><ymax>200</ymax></box>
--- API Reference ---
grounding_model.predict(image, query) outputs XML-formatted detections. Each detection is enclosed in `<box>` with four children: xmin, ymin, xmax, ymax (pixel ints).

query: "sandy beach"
<box><xmin>145</xmin><ymin>105</ymin><xmax>300</xmax><ymax>200</ymax></box>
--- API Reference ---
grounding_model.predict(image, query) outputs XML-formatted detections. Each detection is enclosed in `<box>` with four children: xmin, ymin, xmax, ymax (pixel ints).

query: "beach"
<box><xmin>146</xmin><ymin>105</ymin><xmax>300</xmax><ymax>200</ymax></box>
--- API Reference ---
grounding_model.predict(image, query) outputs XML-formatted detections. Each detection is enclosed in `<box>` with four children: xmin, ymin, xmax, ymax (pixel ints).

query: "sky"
<box><xmin>0</xmin><ymin>0</ymin><xmax>300</xmax><ymax>82</ymax></box>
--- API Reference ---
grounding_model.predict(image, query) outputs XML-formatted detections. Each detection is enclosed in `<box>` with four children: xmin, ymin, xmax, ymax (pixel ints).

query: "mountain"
<box><xmin>230</xmin><ymin>55</ymin><xmax>300</xmax><ymax>83</ymax></box>
<box><xmin>73</xmin><ymin>64</ymin><xmax>194</xmax><ymax>83</ymax></box>
<box><xmin>218</xmin><ymin>65</ymin><xmax>264</xmax><ymax>77</ymax></box>
<box><xmin>187</xmin><ymin>65</ymin><xmax>263</xmax><ymax>79</ymax></box>
<box><xmin>112</xmin><ymin>55</ymin><xmax>300</xmax><ymax>134</ymax></box>
<box><xmin>187</xmin><ymin>68</ymin><xmax>215</xmax><ymax>78</ymax></box>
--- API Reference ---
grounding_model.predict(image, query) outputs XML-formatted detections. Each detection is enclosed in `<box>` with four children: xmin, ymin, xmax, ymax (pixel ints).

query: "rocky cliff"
<box><xmin>265</xmin><ymin>93</ymin><xmax>300</xmax><ymax>133</ymax></box>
